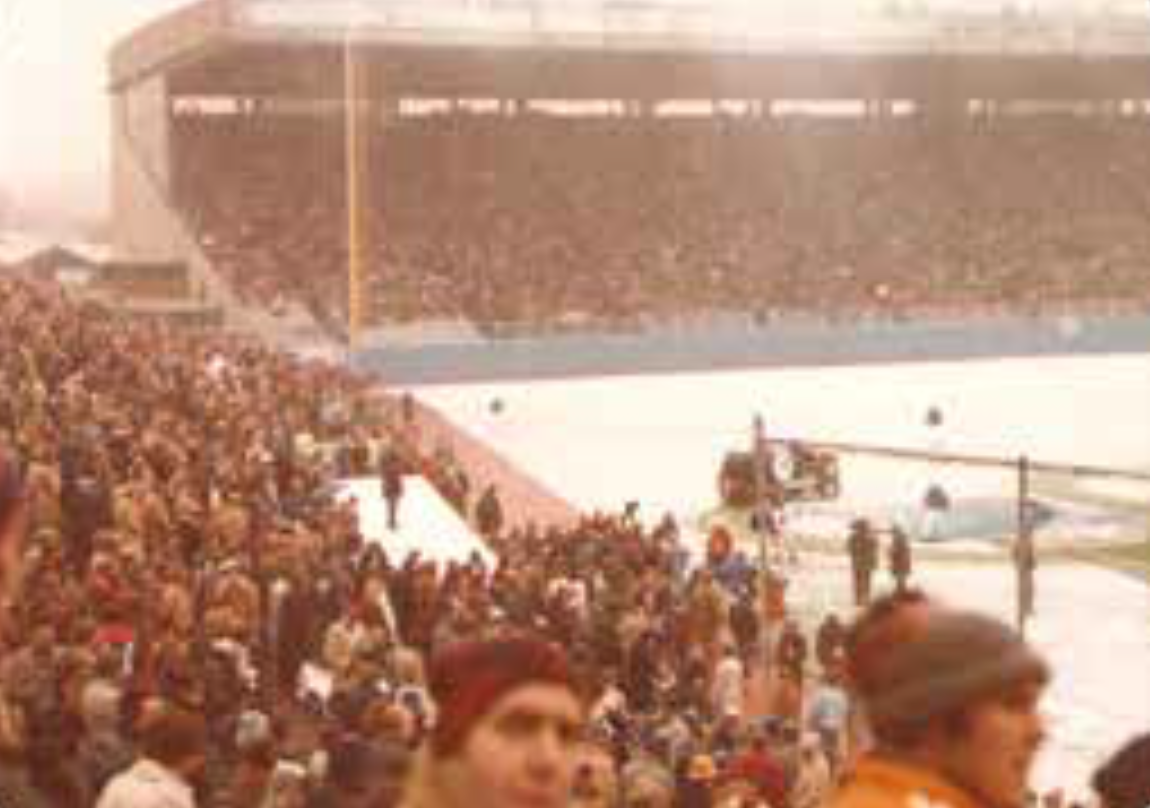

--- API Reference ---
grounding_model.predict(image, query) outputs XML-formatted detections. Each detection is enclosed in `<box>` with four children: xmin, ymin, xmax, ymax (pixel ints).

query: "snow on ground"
<box><xmin>412</xmin><ymin>354</ymin><xmax>1150</xmax><ymax>527</ymax></box>
<box><xmin>334</xmin><ymin>475</ymin><xmax>494</xmax><ymax>567</ymax></box>
<box><xmin>778</xmin><ymin>554</ymin><xmax>1150</xmax><ymax>796</ymax></box>
<box><xmin>413</xmin><ymin>353</ymin><xmax>1150</xmax><ymax>797</ymax></box>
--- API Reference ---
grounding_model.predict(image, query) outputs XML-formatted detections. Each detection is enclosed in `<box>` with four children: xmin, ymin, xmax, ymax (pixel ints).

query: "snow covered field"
<box><xmin>414</xmin><ymin>353</ymin><xmax>1150</xmax><ymax>523</ymax></box>
<box><xmin>334</xmin><ymin>475</ymin><xmax>494</xmax><ymax>567</ymax></box>
<box><xmin>410</xmin><ymin>352</ymin><xmax>1149</xmax><ymax>797</ymax></box>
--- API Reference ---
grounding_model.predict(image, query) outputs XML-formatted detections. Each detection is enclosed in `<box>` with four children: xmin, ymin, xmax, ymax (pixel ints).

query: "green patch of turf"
<box><xmin>1073</xmin><ymin>541</ymin><xmax>1150</xmax><ymax>583</ymax></box>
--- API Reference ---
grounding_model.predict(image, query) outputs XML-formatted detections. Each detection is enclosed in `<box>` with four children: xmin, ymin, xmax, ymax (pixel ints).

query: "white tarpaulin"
<box><xmin>334</xmin><ymin>475</ymin><xmax>495</xmax><ymax>568</ymax></box>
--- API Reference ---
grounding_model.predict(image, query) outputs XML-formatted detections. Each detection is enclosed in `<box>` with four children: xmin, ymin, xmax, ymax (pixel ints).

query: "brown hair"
<box><xmin>1093</xmin><ymin>733</ymin><xmax>1150</xmax><ymax>808</ymax></box>
<box><xmin>139</xmin><ymin>705</ymin><xmax>208</xmax><ymax>768</ymax></box>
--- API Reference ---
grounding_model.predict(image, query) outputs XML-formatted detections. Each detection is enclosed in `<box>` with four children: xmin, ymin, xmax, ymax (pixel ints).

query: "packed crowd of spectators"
<box><xmin>0</xmin><ymin>274</ymin><xmax>855</xmax><ymax>804</ymax></box>
<box><xmin>4</xmin><ymin>276</ymin><xmax>1142</xmax><ymax>808</ymax></box>
<box><xmin>174</xmin><ymin>110</ymin><xmax>1150</xmax><ymax>333</ymax></box>
<box><xmin>1</xmin><ymin>276</ymin><xmax>418</xmax><ymax>805</ymax></box>
<box><xmin>0</xmin><ymin>276</ymin><xmax>863</xmax><ymax>808</ymax></box>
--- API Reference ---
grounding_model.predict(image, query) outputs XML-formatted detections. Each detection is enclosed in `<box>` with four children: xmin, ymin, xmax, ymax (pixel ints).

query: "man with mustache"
<box><xmin>399</xmin><ymin>634</ymin><xmax>586</xmax><ymax>808</ymax></box>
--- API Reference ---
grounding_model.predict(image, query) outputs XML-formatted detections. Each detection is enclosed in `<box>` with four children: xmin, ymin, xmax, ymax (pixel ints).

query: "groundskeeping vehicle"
<box><xmin>718</xmin><ymin>441</ymin><xmax>841</xmax><ymax>510</ymax></box>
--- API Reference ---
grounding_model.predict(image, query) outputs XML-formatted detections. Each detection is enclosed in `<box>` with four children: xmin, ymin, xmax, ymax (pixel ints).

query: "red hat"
<box><xmin>429</xmin><ymin>634</ymin><xmax>575</xmax><ymax>756</ymax></box>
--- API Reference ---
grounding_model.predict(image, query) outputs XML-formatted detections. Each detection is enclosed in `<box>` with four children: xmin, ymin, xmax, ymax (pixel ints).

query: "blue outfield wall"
<box><xmin>353</xmin><ymin>313</ymin><xmax>1150</xmax><ymax>385</ymax></box>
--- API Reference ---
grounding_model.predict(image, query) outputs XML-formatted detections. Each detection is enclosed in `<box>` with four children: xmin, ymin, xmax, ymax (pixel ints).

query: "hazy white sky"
<box><xmin>0</xmin><ymin>0</ymin><xmax>862</xmax><ymax>223</ymax></box>
<box><xmin>0</xmin><ymin>1</ymin><xmax>189</xmax><ymax>222</ymax></box>
<box><xmin>0</xmin><ymin>0</ymin><xmax>1119</xmax><ymax>227</ymax></box>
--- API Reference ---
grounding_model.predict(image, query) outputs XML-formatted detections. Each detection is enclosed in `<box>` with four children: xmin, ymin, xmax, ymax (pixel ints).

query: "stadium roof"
<box><xmin>110</xmin><ymin>0</ymin><xmax>1150</xmax><ymax>100</ymax></box>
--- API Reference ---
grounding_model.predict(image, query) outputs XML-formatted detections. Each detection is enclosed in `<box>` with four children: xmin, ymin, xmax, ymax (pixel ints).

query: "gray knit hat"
<box><xmin>858</xmin><ymin>609</ymin><xmax>1049</xmax><ymax>741</ymax></box>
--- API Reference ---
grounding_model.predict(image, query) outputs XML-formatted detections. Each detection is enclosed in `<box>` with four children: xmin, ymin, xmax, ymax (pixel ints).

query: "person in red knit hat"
<box><xmin>400</xmin><ymin>633</ymin><xmax>586</xmax><ymax>808</ymax></box>
<box><xmin>827</xmin><ymin>591</ymin><xmax>1050</xmax><ymax>808</ymax></box>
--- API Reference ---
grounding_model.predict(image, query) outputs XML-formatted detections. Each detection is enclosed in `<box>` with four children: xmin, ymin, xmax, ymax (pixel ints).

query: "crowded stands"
<box><xmin>4</xmin><ymin>267</ymin><xmax>1143</xmax><ymax>808</ymax></box>
<box><xmin>7</xmin><ymin>266</ymin><xmax>1065</xmax><ymax>808</ymax></box>
<box><xmin>174</xmin><ymin>111</ymin><xmax>1150</xmax><ymax>334</ymax></box>
<box><xmin>0</xmin><ymin>276</ymin><xmax>858</xmax><ymax>808</ymax></box>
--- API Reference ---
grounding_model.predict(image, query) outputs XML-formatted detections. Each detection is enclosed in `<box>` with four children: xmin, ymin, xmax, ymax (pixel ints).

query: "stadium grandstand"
<box><xmin>110</xmin><ymin>0</ymin><xmax>1150</xmax><ymax>362</ymax></box>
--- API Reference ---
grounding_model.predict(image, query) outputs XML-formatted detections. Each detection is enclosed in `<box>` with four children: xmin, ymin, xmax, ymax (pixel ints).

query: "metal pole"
<box><xmin>343</xmin><ymin>22</ymin><xmax>364</xmax><ymax>351</ymax></box>
<box><xmin>763</xmin><ymin>435</ymin><xmax>1150</xmax><ymax>483</ymax></box>
<box><xmin>248</xmin><ymin>496</ymin><xmax>273</xmax><ymax>712</ymax></box>
<box><xmin>752</xmin><ymin>414</ymin><xmax>770</xmax><ymax>581</ymax></box>
<box><xmin>751</xmin><ymin>414</ymin><xmax>775</xmax><ymax>680</ymax></box>
<box><xmin>1015</xmin><ymin>455</ymin><xmax>1035</xmax><ymax>636</ymax></box>
<box><xmin>192</xmin><ymin>416</ymin><xmax>212</xmax><ymax>686</ymax></box>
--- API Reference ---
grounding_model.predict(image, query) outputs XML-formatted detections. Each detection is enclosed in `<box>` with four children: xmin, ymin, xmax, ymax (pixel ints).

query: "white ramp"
<box><xmin>334</xmin><ymin>476</ymin><xmax>494</xmax><ymax>567</ymax></box>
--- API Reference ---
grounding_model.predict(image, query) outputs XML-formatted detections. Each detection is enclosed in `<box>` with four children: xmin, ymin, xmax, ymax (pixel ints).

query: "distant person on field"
<box><xmin>888</xmin><ymin>525</ymin><xmax>913</xmax><ymax>594</ymax></box>
<box><xmin>847</xmin><ymin>518</ymin><xmax>879</xmax><ymax>607</ymax></box>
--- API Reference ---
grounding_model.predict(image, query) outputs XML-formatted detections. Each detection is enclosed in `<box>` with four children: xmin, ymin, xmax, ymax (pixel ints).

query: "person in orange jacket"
<box><xmin>826</xmin><ymin>592</ymin><xmax>1049</xmax><ymax>808</ymax></box>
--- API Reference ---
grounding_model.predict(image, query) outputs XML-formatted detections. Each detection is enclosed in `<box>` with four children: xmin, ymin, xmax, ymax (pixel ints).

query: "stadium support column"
<box><xmin>344</xmin><ymin>29</ymin><xmax>367</xmax><ymax>349</ymax></box>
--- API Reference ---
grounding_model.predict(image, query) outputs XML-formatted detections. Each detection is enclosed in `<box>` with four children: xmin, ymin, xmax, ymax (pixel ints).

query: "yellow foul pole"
<box><xmin>343</xmin><ymin>27</ymin><xmax>364</xmax><ymax>348</ymax></box>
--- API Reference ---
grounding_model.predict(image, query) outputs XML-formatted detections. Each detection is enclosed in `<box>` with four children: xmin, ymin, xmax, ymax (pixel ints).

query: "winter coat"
<box><xmin>95</xmin><ymin>759</ymin><xmax>197</xmax><ymax>808</ymax></box>
<box><xmin>826</xmin><ymin>753</ymin><xmax>986</xmax><ymax>808</ymax></box>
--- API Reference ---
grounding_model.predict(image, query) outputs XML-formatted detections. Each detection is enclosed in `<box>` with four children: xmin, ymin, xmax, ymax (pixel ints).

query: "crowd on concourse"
<box><xmin>174</xmin><ymin>111</ymin><xmax>1150</xmax><ymax>333</ymax></box>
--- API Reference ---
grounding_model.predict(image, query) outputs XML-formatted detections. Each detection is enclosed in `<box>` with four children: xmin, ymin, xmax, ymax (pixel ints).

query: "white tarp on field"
<box><xmin>415</xmin><ymin>353</ymin><xmax>1150</xmax><ymax>798</ymax></box>
<box><xmin>334</xmin><ymin>476</ymin><xmax>494</xmax><ymax>568</ymax></box>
